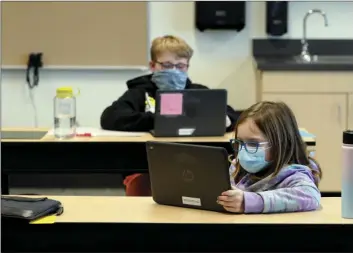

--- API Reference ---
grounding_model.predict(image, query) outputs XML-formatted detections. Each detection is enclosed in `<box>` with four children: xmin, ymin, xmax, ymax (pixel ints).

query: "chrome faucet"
<box><xmin>301</xmin><ymin>9</ymin><xmax>329</xmax><ymax>62</ymax></box>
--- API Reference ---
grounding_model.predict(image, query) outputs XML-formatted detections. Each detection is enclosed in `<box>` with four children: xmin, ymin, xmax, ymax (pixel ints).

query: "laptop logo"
<box><xmin>182</xmin><ymin>169</ymin><xmax>194</xmax><ymax>182</ymax></box>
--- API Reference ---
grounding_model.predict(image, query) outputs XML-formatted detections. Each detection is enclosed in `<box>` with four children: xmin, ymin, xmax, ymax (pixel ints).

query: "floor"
<box><xmin>9</xmin><ymin>174</ymin><xmax>126</xmax><ymax>196</ymax></box>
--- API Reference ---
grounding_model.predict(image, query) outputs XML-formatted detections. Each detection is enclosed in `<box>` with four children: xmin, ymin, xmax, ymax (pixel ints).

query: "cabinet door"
<box><xmin>349</xmin><ymin>94</ymin><xmax>353</xmax><ymax>130</ymax></box>
<box><xmin>262</xmin><ymin>93</ymin><xmax>347</xmax><ymax>192</ymax></box>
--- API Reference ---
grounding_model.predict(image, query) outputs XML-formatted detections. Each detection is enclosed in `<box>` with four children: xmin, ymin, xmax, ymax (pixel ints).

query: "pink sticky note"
<box><xmin>160</xmin><ymin>93</ymin><xmax>183</xmax><ymax>116</ymax></box>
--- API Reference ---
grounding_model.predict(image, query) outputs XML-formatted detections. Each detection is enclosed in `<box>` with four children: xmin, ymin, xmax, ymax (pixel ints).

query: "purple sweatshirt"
<box><xmin>229</xmin><ymin>162</ymin><xmax>321</xmax><ymax>213</ymax></box>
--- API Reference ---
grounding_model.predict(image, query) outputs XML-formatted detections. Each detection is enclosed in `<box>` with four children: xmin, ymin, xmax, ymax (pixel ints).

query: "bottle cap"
<box><xmin>343</xmin><ymin>130</ymin><xmax>353</xmax><ymax>145</ymax></box>
<box><xmin>56</xmin><ymin>87</ymin><xmax>80</xmax><ymax>98</ymax></box>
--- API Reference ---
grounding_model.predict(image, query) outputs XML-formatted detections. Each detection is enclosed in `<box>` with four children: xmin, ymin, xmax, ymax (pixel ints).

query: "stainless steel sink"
<box><xmin>292</xmin><ymin>55</ymin><xmax>353</xmax><ymax>64</ymax></box>
<box><xmin>1</xmin><ymin>131</ymin><xmax>47</xmax><ymax>140</ymax></box>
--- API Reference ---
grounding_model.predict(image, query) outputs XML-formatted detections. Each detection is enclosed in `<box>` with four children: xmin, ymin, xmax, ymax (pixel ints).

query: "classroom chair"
<box><xmin>124</xmin><ymin>173</ymin><xmax>151</xmax><ymax>196</ymax></box>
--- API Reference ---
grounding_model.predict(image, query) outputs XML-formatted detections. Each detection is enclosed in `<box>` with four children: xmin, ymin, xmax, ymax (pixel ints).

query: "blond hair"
<box><xmin>231</xmin><ymin>101</ymin><xmax>322</xmax><ymax>186</ymax></box>
<box><xmin>150</xmin><ymin>35</ymin><xmax>194</xmax><ymax>62</ymax></box>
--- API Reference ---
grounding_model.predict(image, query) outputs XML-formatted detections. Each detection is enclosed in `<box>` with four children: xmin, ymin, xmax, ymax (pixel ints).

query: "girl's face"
<box><xmin>237</xmin><ymin>118</ymin><xmax>271</xmax><ymax>161</ymax></box>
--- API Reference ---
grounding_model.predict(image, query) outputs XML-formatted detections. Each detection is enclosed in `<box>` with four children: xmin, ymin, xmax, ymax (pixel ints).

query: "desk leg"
<box><xmin>2</xmin><ymin>173</ymin><xmax>9</xmax><ymax>194</ymax></box>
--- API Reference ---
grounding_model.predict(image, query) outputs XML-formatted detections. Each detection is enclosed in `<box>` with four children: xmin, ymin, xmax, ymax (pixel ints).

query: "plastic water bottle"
<box><xmin>342</xmin><ymin>130</ymin><xmax>353</xmax><ymax>219</ymax></box>
<box><xmin>54</xmin><ymin>87</ymin><xmax>77</xmax><ymax>139</ymax></box>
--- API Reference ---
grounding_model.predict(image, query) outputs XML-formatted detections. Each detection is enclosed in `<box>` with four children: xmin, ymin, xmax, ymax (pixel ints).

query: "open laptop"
<box><xmin>150</xmin><ymin>89</ymin><xmax>227</xmax><ymax>137</ymax></box>
<box><xmin>146</xmin><ymin>141</ymin><xmax>231</xmax><ymax>212</ymax></box>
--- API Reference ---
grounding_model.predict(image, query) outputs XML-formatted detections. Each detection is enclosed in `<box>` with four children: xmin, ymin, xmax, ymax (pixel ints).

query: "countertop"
<box><xmin>253</xmin><ymin>39</ymin><xmax>353</xmax><ymax>72</ymax></box>
<box><xmin>255</xmin><ymin>56</ymin><xmax>353</xmax><ymax>71</ymax></box>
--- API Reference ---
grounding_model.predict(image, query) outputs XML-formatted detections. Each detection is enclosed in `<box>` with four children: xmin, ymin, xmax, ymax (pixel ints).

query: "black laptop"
<box><xmin>150</xmin><ymin>89</ymin><xmax>227</xmax><ymax>137</ymax></box>
<box><xmin>146</xmin><ymin>141</ymin><xmax>231</xmax><ymax>212</ymax></box>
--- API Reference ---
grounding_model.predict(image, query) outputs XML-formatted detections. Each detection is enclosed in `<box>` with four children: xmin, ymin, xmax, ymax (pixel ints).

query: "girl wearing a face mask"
<box><xmin>217</xmin><ymin>101</ymin><xmax>322</xmax><ymax>214</ymax></box>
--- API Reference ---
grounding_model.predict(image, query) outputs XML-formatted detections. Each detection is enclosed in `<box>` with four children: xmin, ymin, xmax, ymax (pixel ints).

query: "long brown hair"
<box><xmin>231</xmin><ymin>101</ymin><xmax>322</xmax><ymax>186</ymax></box>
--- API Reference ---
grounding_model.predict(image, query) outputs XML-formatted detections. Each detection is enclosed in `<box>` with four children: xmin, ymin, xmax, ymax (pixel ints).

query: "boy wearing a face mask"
<box><xmin>101</xmin><ymin>35</ymin><xmax>239</xmax><ymax>132</ymax></box>
<box><xmin>100</xmin><ymin>35</ymin><xmax>240</xmax><ymax>195</ymax></box>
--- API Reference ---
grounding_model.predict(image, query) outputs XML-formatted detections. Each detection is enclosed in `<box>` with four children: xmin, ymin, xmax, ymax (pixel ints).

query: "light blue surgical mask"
<box><xmin>237</xmin><ymin>147</ymin><xmax>270</xmax><ymax>174</ymax></box>
<box><xmin>151</xmin><ymin>69</ymin><xmax>188</xmax><ymax>90</ymax></box>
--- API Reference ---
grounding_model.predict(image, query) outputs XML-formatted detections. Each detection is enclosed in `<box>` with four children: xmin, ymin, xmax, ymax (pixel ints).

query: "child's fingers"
<box><xmin>222</xmin><ymin>188</ymin><xmax>242</xmax><ymax>196</ymax></box>
<box><xmin>217</xmin><ymin>200</ymin><xmax>234</xmax><ymax>208</ymax></box>
<box><xmin>218</xmin><ymin>195</ymin><xmax>237</xmax><ymax>202</ymax></box>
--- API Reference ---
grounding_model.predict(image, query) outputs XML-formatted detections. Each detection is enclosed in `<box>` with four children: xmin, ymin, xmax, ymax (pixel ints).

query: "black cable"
<box><xmin>26</xmin><ymin>53</ymin><xmax>43</xmax><ymax>89</ymax></box>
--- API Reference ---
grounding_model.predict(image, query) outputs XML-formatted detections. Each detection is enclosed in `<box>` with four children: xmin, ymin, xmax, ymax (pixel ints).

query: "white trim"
<box><xmin>1</xmin><ymin>65</ymin><xmax>149</xmax><ymax>71</ymax></box>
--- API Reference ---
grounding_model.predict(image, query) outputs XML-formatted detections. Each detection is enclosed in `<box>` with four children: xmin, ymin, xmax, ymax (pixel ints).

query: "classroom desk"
<box><xmin>1</xmin><ymin>128</ymin><xmax>316</xmax><ymax>195</ymax></box>
<box><xmin>1</xmin><ymin>127</ymin><xmax>316</xmax><ymax>144</ymax></box>
<box><xmin>2</xmin><ymin>196</ymin><xmax>352</xmax><ymax>252</ymax></box>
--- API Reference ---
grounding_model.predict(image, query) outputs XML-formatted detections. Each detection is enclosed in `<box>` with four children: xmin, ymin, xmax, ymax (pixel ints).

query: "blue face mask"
<box><xmin>237</xmin><ymin>147</ymin><xmax>270</xmax><ymax>174</ymax></box>
<box><xmin>151</xmin><ymin>69</ymin><xmax>188</xmax><ymax>90</ymax></box>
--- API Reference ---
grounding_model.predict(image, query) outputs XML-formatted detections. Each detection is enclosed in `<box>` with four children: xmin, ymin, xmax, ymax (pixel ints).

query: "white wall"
<box><xmin>2</xmin><ymin>1</ymin><xmax>353</xmax><ymax>128</ymax></box>
<box><xmin>289</xmin><ymin>2</ymin><xmax>353</xmax><ymax>39</ymax></box>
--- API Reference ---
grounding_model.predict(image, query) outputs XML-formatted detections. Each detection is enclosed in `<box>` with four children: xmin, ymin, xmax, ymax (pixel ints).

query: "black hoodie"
<box><xmin>100</xmin><ymin>74</ymin><xmax>240</xmax><ymax>132</ymax></box>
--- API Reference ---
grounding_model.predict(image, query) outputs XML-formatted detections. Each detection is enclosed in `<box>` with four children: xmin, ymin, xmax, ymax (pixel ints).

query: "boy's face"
<box><xmin>150</xmin><ymin>52</ymin><xmax>189</xmax><ymax>72</ymax></box>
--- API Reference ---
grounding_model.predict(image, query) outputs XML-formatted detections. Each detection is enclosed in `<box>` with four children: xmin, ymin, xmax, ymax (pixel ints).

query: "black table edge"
<box><xmin>2</xmin><ymin>221</ymin><xmax>353</xmax><ymax>252</ymax></box>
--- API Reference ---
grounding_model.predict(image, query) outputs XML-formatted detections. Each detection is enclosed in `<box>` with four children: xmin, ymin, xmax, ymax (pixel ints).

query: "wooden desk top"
<box><xmin>1</xmin><ymin>127</ymin><xmax>316</xmax><ymax>144</ymax></box>
<box><xmin>40</xmin><ymin>196</ymin><xmax>351</xmax><ymax>224</ymax></box>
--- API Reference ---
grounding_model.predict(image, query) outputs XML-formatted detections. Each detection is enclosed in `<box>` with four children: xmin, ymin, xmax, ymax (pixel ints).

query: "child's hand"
<box><xmin>217</xmin><ymin>186</ymin><xmax>245</xmax><ymax>213</ymax></box>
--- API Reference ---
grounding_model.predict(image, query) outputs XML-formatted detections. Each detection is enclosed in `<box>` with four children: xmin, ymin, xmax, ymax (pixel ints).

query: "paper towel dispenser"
<box><xmin>195</xmin><ymin>1</ymin><xmax>246</xmax><ymax>32</ymax></box>
<box><xmin>266</xmin><ymin>1</ymin><xmax>288</xmax><ymax>37</ymax></box>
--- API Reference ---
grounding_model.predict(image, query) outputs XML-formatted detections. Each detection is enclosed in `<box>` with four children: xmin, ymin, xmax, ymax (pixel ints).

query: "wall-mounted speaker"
<box><xmin>195</xmin><ymin>1</ymin><xmax>246</xmax><ymax>32</ymax></box>
<box><xmin>266</xmin><ymin>1</ymin><xmax>288</xmax><ymax>37</ymax></box>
